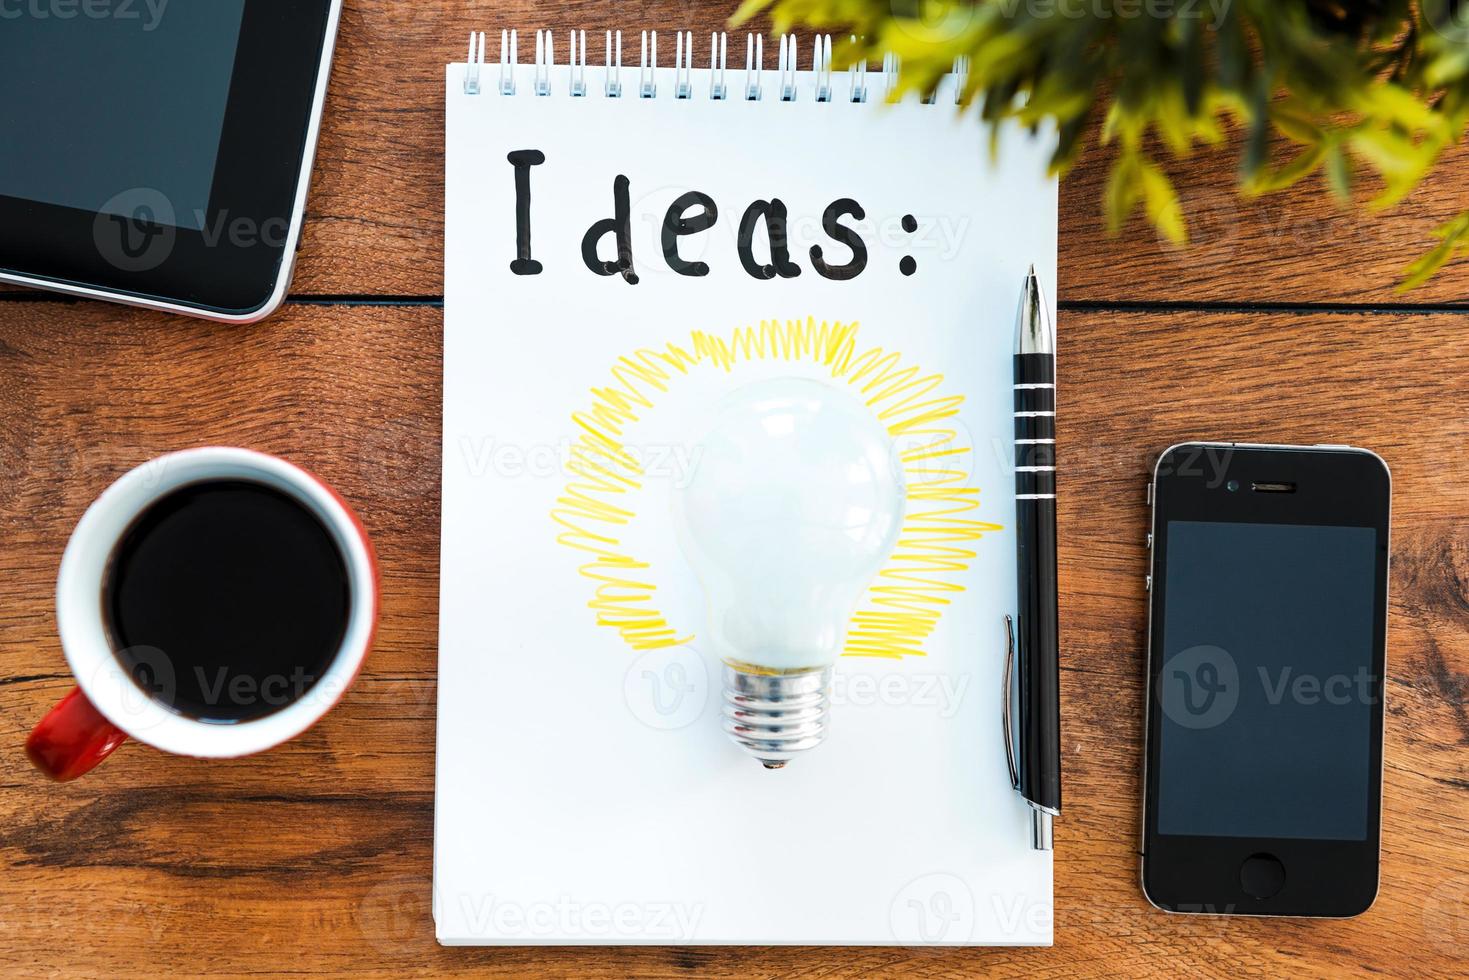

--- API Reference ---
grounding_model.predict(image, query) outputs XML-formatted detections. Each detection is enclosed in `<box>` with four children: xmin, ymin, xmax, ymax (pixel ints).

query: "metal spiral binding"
<box><xmin>639</xmin><ymin>30</ymin><xmax>657</xmax><ymax>98</ymax></box>
<box><xmin>813</xmin><ymin>34</ymin><xmax>832</xmax><ymax>102</ymax></box>
<box><xmin>463</xmin><ymin>30</ymin><xmax>965</xmax><ymax>105</ymax></box>
<box><xmin>848</xmin><ymin>36</ymin><xmax>868</xmax><ymax>103</ymax></box>
<box><xmin>606</xmin><ymin>29</ymin><xmax>622</xmax><ymax>98</ymax></box>
<box><xmin>673</xmin><ymin>31</ymin><xmax>694</xmax><ymax>100</ymax></box>
<box><xmin>710</xmin><ymin>32</ymin><xmax>728</xmax><ymax>100</ymax></box>
<box><xmin>882</xmin><ymin>50</ymin><xmax>900</xmax><ymax>99</ymax></box>
<box><xmin>743</xmin><ymin>33</ymin><xmax>763</xmax><ymax>101</ymax></box>
<box><xmin>777</xmin><ymin>34</ymin><xmax>797</xmax><ymax>101</ymax></box>
<box><xmin>534</xmin><ymin>30</ymin><xmax>551</xmax><ymax>96</ymax></box>
<box><xmin>569</xmin><ymin>29</ymin><xmax>586</xmax><ymax>97</ymax></box>
<box><xmin>499</xmin><ymin>29</ymin><xmax>517</xmax><ymax>96</ymax></box>
<box><xmin>464</xmin><ymin>32</ymin><xmax>484</xmax><ymax>95</ymax></box>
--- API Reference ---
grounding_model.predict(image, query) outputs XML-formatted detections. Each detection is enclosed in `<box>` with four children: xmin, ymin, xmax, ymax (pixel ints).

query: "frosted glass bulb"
<box><xmin>673</xmin><ymin>377</ymin><xmax>905</xmax><ymax>767</ymax></box>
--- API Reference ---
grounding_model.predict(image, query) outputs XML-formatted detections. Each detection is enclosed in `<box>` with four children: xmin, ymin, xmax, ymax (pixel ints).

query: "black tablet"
<box><xmin>0</xmin><ymin>1</ymin><xmax>340</xmax><ymax>322</ymax></box>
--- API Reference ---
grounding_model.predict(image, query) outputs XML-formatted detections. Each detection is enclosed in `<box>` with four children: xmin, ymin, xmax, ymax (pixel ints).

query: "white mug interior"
<box><xmin>55</xmin><ymin>447</ymin><xmax>376</xmax><ymax>758</ymax></box>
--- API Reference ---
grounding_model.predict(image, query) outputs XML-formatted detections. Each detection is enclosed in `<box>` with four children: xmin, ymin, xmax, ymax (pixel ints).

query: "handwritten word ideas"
<box><xmin>507</xmin><ymin>150</ymin><xmax>923</xmax><ymax>284</ymax></box>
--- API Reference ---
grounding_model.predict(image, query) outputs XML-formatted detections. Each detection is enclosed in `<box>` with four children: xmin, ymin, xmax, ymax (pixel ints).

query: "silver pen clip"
<box><xmin>1002</xmin><ymin>614</ymin><xmax>1019</xmax><ymax>790</ymax></box>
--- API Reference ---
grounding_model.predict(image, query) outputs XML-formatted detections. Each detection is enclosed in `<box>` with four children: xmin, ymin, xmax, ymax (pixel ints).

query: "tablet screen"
<box><xmin>0</xmin><ymin>1</ymin><xmax>247</xmax><ymax>232</ymax></box>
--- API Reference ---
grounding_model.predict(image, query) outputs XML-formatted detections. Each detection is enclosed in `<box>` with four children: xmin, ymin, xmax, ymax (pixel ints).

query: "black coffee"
<box><xmin>107</xmin><ymin>480</ymin><xmax>351</xmax><ymax>722</ymax></box>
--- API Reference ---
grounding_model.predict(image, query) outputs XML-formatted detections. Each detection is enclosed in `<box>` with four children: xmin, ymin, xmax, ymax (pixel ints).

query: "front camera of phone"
<box><xmin>1226</xmin><ymin>479</ymin><xmax>1240</xmax><ymax>492</ymax></box>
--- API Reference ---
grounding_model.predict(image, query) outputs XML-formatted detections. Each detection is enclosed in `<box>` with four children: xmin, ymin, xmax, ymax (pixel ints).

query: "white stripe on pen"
<box><xmin>1014</xmin><ymin>410</ymin><xmax>1055</xmax><ymax>418</ymax></box>
<box><xmin>1012</xmin><ymin>382</ymin><xmax>1055</xmax><ymax>390</ymax></box>
<box><xmin>1015</xmin><ymin>465</ymin><xmax>1056</xmax><ymax>472</ymax></box>
<box><xmin>1015</xmin><ymin>493</ymin><xmax>1056</xmax><ymax>500</ymax></box>
<box><xmin>1015</xmin><ymin>438</ymin><xmax>1055</xmax><ymax>444</ymax></box>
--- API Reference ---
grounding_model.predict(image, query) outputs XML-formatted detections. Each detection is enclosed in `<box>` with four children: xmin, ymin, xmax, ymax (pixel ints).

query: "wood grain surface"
<box><xmin>2</xmin><ymin>1</ymin><xmax>1468</xmax><ymax>976</ymax></box>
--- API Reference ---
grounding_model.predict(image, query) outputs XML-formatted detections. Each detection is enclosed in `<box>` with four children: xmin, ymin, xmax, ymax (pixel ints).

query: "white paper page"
<box><xmin>438</xmin><ymin>58</ymin><xmax>1058</xmax><ymax>946</ymax></box>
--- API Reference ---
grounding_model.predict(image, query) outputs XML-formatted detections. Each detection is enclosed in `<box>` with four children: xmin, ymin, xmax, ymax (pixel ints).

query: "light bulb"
<box><xmin>673</xmin><ymin>377</ymin><xmax>906</xmax><ymax>768</ymax></box>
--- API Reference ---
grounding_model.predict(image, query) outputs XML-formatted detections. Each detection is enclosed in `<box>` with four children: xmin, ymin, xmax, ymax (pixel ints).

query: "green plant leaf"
<box><xmin>1398</xmin><ymin>211</ymin><xmax>1469</xmax><ymax>291</ymax></box>
<box><xmin>729</xmin><ymin>0</ymin><xmax>772</xmax><ymax>27</ymax></box>
<box><xmin>1350</xmin><ymin>128</ymin><xmax>1434</xmax><ymax>208</ymax></box>
<box><xmin>1138</xmin><ymin>159</ymin><xmax>1188</xmax><ymax>245</ymax></box>
<box><xmin>1104</xmin><ymin>151</ymin><xmax>1141</xmax><ymax>237</ymax></box>
<box><xmin>1247</xmin><ymin>142</ymin><xmax>1328</xmax><ymax>196</ymax></box>
<box><xmin>1354</xmin><ymin>84</ymin><xmax>1452</xmax><ymax>141</ymax></box>
<box><xmin>1324</xmin><ymin>142</ymin><xmax>1354</xmax><ymax>203</ymax></box>
<box><xmin>1269</xmin><ymin>103</ymin><xmax>1324</xmax><ymax>146</ymax></box>
<box><xmin>754</xmin><ymin>0</ymin><xmax>1469</xmax><ymax>285</ymax></box>
<box><xmin>1241</xmin><ymin>78</ymin><xmax>1271</xmax><ymax>181</ymax></box>
<box><xmin>1425</xmin><ymin>47</ymin><xmax>1469</xmax><ymax>88</ymax></box>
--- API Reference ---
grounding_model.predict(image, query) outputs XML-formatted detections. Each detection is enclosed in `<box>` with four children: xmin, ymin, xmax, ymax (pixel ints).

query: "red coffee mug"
<box><xmin>27</xmin><ymin>448</ymin><xmax>378</xmax><ymax>780</ymax></box>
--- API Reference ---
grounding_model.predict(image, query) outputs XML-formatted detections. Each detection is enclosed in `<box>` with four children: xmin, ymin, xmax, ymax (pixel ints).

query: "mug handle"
<box><xmin>26</xmin><ymin>688</ymin><xmax>128</xmax><ymax>781</ymax></box>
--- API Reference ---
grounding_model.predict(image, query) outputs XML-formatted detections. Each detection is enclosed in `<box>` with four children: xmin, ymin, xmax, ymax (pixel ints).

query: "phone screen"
<box><xmin>1155</xmin><ymin>520</ymin><xmax>1379</xmax><ymax>841</ymax></box>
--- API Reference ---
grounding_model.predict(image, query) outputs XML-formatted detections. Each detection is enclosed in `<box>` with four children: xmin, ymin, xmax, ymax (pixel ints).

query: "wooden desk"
<box><xmin>2</xmin><ymin>2</ymin><xmax>1466</xmax><ymax>975</ymax></box>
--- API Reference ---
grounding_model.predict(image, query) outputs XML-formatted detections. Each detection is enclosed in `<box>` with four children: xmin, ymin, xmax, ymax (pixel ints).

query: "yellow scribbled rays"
<box><xmin>550</xmin><ymin>316</ymin><xmax>1001</xmax><ymax>659</ymax></box>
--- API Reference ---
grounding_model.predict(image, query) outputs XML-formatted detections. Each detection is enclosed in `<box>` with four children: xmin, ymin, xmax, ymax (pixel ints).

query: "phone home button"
<box><xmin>1240</xmin><ymin>853</ymin><xmax>1286</xmax><ymax>900</ymax></box>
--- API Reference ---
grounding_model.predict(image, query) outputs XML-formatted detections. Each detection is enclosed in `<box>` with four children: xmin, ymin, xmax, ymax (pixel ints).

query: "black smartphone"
<box><xmin>1141</xmin><ymin>442</ymin><xmax>1390</xmax><ymax>917</ymax></box>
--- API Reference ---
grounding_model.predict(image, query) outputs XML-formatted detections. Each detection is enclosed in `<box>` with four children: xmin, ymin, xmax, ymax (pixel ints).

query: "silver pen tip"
<box><xmin>1015</xmin><ymin>266</ymin><xmax>1054</xmax><ymax>356</ymax></box>
<box><xmin>1031</xmin><ymin>809</ymin><xmax>1054</xmax><ymax>851</ymax></box>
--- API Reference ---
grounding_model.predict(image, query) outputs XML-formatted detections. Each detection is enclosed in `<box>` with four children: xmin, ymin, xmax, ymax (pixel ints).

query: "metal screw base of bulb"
<box><xmin>721</xmin><ymin>662</ymin><xmax>833</xmax><ymax>769</ymax></box>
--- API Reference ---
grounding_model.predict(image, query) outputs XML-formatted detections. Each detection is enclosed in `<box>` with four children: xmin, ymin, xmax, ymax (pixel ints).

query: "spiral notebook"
<box><xmin>436</xmin><ymin>29</ymin><xmax>1058</xmax><ymax>946</ymax></box>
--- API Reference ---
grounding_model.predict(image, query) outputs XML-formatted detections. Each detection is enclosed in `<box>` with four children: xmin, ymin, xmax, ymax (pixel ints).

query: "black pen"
<box><xmin>1005</xmin><ymin>264</ymin><xmax>1062</xmax><ymax>851</ymax></box>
